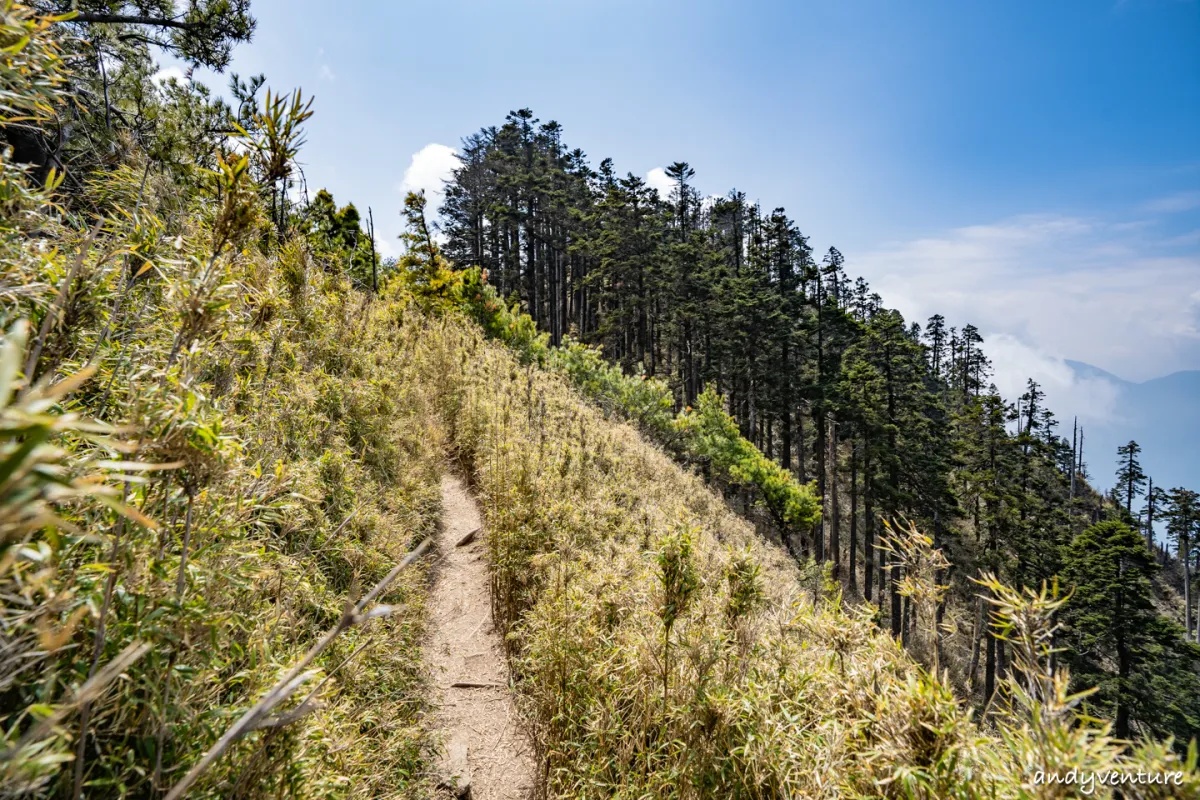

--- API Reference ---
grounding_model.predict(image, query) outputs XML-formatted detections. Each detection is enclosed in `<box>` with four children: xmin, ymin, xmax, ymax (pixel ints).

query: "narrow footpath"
<box><xmin>427</xmin><ymin>474</ymin><xmax>536</xmax><ymax>799</ymax></box>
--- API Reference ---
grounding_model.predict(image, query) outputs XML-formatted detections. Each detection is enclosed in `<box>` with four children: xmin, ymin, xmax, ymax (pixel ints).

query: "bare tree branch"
<box><xmin>162</xmin><ymin>537</ymin><xmax>432</xmax><ymax>800</ymax></box>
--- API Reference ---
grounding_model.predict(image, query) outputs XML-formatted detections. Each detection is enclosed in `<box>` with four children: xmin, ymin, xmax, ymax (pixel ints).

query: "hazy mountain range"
<box><xmin>1065</xmin><ymin>361</ymin><xmax>1199</xmax><ymax>529</ymax></box>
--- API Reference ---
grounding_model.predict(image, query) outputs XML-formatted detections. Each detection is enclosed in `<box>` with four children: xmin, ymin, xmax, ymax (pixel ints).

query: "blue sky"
<box><xmin>162</xmin><ymin>0</ymin><xmax>1200</xmax><ymax>419</ymax></box>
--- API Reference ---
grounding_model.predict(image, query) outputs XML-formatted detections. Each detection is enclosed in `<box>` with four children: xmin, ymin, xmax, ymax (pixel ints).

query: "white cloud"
<box><xmin>397</xmin><ymin>143</ymin><xmax>460</xmax><ymax>218</ymax></box>
<box><xmin>645</xmin><ymin>167</ymin><xmax>674</xmax><ymax>199</ymax></box>
<box><xmin>151</xmin><ymin>65</ymin><xmax>186</xmax><ymax>88</ymax></box>
<box><xmin>984</xmin><ymin>333</ymin><xmax>1124</xmax><ymax>426</ymax></box>
<box><xmin>645</xmin><ymin>169</ymin><xmax>722</xmax><ymax>209</ymax></box>
<box><xmin>1140</xmin><ymin>191</ymin><xmax>1200</xmax><ymax>214</ymax></box>
<box><xmin>854</xmin><ymin>213</ymin><xmax>1200</xmax><ymax>387</ymax></box>
<box><xmin>376</xmin><ymin>237</ymin><xmax>399</xmax><ymax>260</ymax></box>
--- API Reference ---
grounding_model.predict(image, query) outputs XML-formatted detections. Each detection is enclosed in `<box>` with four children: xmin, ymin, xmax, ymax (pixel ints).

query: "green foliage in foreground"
<box><xmin>6</xmin><ymin>3</ymin><xmax>1199</xmax><ymax>796</ymax></box>
<box><xmin>1</xmin><ymin>7</ymin><xmax>441</xmax><ymax>795</ymax></box>
<box><xmin>3</xmin><ymin>231</ymin><xmax>444</xmax><ymax>797</ymax></box>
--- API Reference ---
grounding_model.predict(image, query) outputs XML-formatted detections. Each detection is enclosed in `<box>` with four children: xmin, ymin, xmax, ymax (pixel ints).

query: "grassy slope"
<box><xmin>11</xmin><ymin>221</ymin><xmax>1197</xmax><ymax>796</ymax></box>
<box><xmin>2</xmin><ymin>13</ymin><xmax>1193</xmax><ymax>786</ymax></box>
<box><xmin>5</xmin><ymin>212</ymin><xmax>443</xmax><ymax>797</ymax></box>
<box><xmin>406</xmin><ymin>313</ymin><xmax>1199</xmax><ymax>799</ymax></box>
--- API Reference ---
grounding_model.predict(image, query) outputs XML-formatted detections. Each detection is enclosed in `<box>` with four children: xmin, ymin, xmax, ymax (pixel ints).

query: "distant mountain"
<box><xmin>1063</xmin><ymin>360</ymin><xmax>1131</xmax><ymax>387</ymax></box>
<box><xmin>1065</xmin><ymin>362</ymin><xmax>1200</xmax><ymax>528</ymax></box>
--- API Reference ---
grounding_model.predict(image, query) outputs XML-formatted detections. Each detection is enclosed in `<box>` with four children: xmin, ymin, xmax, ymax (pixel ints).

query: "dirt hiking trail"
<box><xmin>427</xmin><ymin>474</ymin><xmax>536</xmax><ymax>799</ymax></box>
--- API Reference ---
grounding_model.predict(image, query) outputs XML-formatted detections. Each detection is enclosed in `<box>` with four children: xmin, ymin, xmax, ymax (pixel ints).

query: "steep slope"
<box><xmin>3</xmin><ymin>4</ymin><xmax>1196</xmax><ymax>792</ymax></box>
<box><xmin>405</xmin><ymin>314</ymin><xmax>1197</xmax><ymax>799</ymax></box>
<box><xmin>2</xmin><ymin>255</ymin><xmax>447</xmax><ymax>796</ymax></box>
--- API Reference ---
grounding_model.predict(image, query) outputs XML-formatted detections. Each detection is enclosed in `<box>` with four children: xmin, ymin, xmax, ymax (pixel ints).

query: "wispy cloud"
<box><xmin>985</xmin><ymin>333</ymin><xmax>1125</xmax><ymax>425</ymax></box>
<box><xmin>376</xmin><ymin>237</ymin><xmax>400</xmax><ymax>260</ymax></box>
<box><xmin>1140</xmin><ymin>190</ymin><xmax>1200</xmax><ymax>214</ymax></box>
<box><xmin>854</xmin><ymin>213</ymin><xmax>1200</xmax><ymax>391</ymax></box>
<box><xmin>151</xmin><ymin>65</ymin><xmax>186</xmax><ymax>88</ymax></box>
<box><xmin>645</xmin><ymin>168</ymin><xmax>722</xmax><ymax>210</ymax></box>
<box><xmin>317</xmin><ymin>47</ymin><xmax>335</xmax><ymax>82</ymax></box>
<box><xmin>1162</xmin><ymin>229</ymin><xmax>1200</xmax><ymax>247</ymax></box>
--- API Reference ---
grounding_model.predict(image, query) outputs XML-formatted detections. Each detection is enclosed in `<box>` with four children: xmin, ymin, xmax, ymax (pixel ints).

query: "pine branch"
<box><xmin>71</xmin><ymin>13</ymin><xmax>201</xmax><ymax>31</ymax></box>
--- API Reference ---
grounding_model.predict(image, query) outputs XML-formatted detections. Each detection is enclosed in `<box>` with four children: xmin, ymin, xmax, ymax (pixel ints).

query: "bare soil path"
<box><xmin>427</xmin><ymin>474</ymin><xmax>536</xmax><ymax>799</ymax></box>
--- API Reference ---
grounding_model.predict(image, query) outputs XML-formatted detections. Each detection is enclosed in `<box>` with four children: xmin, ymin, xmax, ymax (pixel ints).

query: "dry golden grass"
<box><xmin>3</xmin><ymin>210</ymin><xmax>444</xmax><ymax>797</ymax></box>
<box><xmin>402</xmin><ymin>315</ymin><xmax>1200</xmax><ymax>800</ymax></box>
<box><xmin>3</xmin><ymin>6</ymin><xmax>1194</xmax><ymax>790</ymax></box>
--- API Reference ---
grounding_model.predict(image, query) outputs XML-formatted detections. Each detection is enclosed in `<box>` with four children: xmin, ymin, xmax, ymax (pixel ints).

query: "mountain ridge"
<box><xmin>1066</xmin><ymin>360</ymin><xmax>1200</xmax><ymax>389</ymax></box>
<box><xmin>1065</xmin><ymin>360</ymin><xmax>1199</xmax><ymax>525</ymax></box>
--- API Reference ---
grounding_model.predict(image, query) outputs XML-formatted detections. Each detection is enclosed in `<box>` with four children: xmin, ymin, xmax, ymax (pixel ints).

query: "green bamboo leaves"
<box><xmin>0</xmin><ymin>1</ymin><xmax>67</xmax><ymax>125</ymax></box>
<box><xmin>676</xmin><ymin>387</ymin><xmax>821</xmax><ymax>534</ymax></box>
<box><xmin>0</xmin><ymin>320</ymin><xmax>136</xmax><ymax>544</ymax></box>
<box><xmin>658</xmin><ymin>526</ymin><xmax>698</xmax><ymax>707</ymax></box>
<box><xmin>234</xmin><ymin>87</ymin><xmax>314</xmax><ymax>235</ymax></box>
<box><xmin>658</xmin><ymin>526</ymin><xmax>698</xmax><ymax>634</ymax></box>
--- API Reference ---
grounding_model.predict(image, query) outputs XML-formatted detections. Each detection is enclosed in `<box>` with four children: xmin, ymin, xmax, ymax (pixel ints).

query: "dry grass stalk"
<box><xmin>162</xmin><ymin>536</ymin><xmax>431</xmax><ymax>800</ymax></box>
